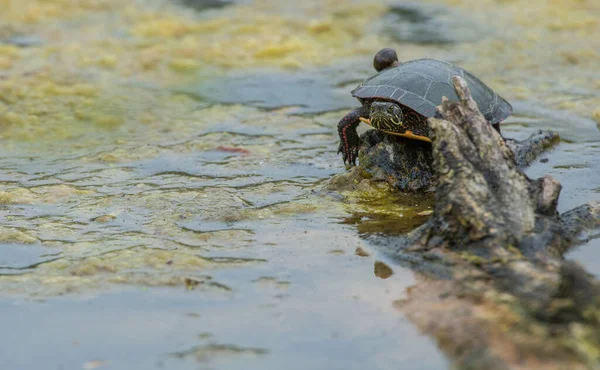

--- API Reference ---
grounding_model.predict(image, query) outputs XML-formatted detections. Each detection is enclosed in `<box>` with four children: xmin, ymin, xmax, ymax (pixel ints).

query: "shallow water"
<box><xmin>0</xmin><ymin>0</ymin><xmax>599</xmax><ymax>369</ymax></box>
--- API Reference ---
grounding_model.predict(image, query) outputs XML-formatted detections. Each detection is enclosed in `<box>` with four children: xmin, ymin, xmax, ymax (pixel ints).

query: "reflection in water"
<box><xmin>344</xmin><ymin>212</ymin><xmax>430</xmax><ymax>236</ymax></box>
<box><xmin>339</xmin><ymin>191</ymin><xmax>433</xmax><ymax>236</ymax></box>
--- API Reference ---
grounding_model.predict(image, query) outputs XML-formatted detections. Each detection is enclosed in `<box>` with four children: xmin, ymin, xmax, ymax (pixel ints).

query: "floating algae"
<box><xmin>0</xmin><ymin>0</ymin><xmax>598</xmax><ymax>369</ymax></box>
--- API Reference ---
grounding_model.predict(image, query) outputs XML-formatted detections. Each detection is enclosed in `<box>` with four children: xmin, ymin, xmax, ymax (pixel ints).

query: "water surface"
<box><xmin>0</xmin><ymin>0</ymin><xmax>599</xmax><ymax>368</ymax></box>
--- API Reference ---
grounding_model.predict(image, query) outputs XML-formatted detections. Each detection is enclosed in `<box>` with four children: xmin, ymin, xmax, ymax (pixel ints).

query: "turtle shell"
<box><xmin>352</xmin><ymin>59</ymin><xmax>512</xmax><ymax>123</ymax></box>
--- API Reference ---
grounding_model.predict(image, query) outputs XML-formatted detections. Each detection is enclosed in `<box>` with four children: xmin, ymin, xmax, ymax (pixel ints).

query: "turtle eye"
<box><xmin>388</xmin><ymin>105</ymin><xmax>395</xmax><ymax>113</ymax></box>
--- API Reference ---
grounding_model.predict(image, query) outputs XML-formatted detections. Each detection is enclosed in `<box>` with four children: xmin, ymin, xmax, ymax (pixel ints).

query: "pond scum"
<box><xmin>1</xmin><ymin>0</ymin><xmax>599</xmax><ymax>142</ymax></box>
<box><xmin>0</xmin><ymin>0</ymin><xmax>597</xmax><ymax>320</ymax></box>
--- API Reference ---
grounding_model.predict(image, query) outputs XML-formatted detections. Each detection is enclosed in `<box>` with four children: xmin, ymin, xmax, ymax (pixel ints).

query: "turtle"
<box><xmin>337</xmin><ymin>48</ymin><xmax>513</xmax><ymax>165</ymax></box>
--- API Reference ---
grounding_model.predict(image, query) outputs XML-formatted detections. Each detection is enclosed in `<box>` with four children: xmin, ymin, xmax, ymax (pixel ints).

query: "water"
<box><xmin>0</xmin><ymin>0</ymin><xmax>599</xmax><ymax>368</ymax></box>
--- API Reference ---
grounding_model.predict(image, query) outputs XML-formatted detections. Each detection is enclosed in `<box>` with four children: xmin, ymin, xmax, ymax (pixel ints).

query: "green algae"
<box><xmin>0</xmin><ymin>245</ymin><xmax>260</xmax><ymax>296</ymax></box>
<box><xmin>0</xmin><ymin>0</ymin><xmax>598</xmax><ymax>144</ymax></box>
<box><xmin>421</xmin><ymin>0</ymin><xmax>600</xmax><ymax>128</ymax></box>
<box><xmin>0</xmin><ymin>0</ymin><xmax>597</xmax><ymax>363</ymax></box>
<box><xmin>0</xmin><ymin>228</ymin><xmax>38</xmax><ymax>244</ymax></box>
<box><xmin>171</xmin><ymin>343</ymin><xmax>269</xmax><ymax>362</ymax></box>
<box><xmin>0</xmin><ymin>1</ymin><xmax>596</xmax><ymax>369</ymax></box>
<box><xmin>0</xmin><ymin>0</ymin><xmax>394</xmax><ymax>141</ymax></box>
<box><xmin>326</xmin><ymin>166</ymin><xmax>434</xmax><ymax>234</ymax></box>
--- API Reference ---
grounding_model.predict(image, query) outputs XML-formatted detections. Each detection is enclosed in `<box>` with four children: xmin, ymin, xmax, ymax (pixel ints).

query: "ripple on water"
<box><xmin>0</xmin><ymin>0</ymin><xmax>598</xmax><ymax>368</ymax></box>
<box><xmin>176</xmin><ymin>65</ymin><xmax>361</xmax><ymax>114</ymax></box>
<box><xmin>381</xmin><ymin>2</ymin><xmax>492</xmax><ymax>45</ymax></box>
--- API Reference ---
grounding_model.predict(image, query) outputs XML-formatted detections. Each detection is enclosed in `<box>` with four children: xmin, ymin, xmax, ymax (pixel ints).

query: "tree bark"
<box><xmin>375</xmin><ymin>76</ymin><xmax>600</xmax><ymax>369</ymax></box>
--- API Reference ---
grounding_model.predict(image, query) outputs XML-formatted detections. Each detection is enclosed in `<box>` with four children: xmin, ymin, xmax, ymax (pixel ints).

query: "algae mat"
<box><xmin>0</xmin><ymin>0</ymin><xmax>599</xmax><ymax>369</ymax></box>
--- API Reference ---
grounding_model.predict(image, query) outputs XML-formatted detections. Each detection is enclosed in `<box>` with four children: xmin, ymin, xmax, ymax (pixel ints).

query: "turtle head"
<box><xmin>370</xmin><ymin>102</ymin><xmax>404</xmax><ymax>131</ymax></box>
<box><xmin>373</xmin><ymin>48</ymin><xmax>400</xmax><ymax>72</ymax></box>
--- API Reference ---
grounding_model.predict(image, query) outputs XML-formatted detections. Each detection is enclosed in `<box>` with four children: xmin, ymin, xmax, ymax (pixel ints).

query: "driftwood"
<box><xmin>372</xmin><ymin>77</ymin><xmax>600</xmax><ymax>370</ymax></box>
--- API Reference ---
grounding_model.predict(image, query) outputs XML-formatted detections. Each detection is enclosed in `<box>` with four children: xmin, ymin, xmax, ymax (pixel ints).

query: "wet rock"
<box><xmin>357</xmin><ymin>130</ymin><xmax>435</xmax><ymax>192</ymax></box>
<box><xmin>374</xmin><ymin>261</ymin><xmax>393</xmax><ymax>279</ymax></box>
<box><xmin>328</xmin><ymin>129</ymin><xmax>558</xmax><ymax>193</ymax></box>
<box><xmin>325</xmin><ymin>166</ymin><xmax>380</xmax><ymax>193</ymax></box>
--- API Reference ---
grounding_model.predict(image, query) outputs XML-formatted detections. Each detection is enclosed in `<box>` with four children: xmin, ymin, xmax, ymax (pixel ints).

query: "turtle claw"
<box><xmin>338</xmin><ymin>140</ymin><xmax>358</xmax><ymax>166</ymax></box>
<box><xmin>337</xmin><ymin>107</ymin><xmax>365</xmax><ymax>167</ymax></box>
<box><xmin>348</xmin><ymin>147</ymin><xmax>358</xmax><ymax>166</ymax></box>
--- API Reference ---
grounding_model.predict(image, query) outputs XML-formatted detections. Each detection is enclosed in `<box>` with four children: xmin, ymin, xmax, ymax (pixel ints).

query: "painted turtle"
<box><xmin>338</xmin><ymin>48</ymin><xmax>512</xmax><ymax>165</ymax></box>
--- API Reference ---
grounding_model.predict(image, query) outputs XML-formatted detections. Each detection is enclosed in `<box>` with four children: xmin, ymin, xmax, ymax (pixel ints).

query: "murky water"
<box><xmin>0</xmin><ymin>0</ymin><xmax>599</xmax><ymax>369</ymax></box>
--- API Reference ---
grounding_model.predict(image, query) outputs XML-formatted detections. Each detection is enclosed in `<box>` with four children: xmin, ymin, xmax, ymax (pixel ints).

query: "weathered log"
<box><xmin>373</xmin><ymin>76</ymin><xmax>600</xmax><ymax>370</ymax></box>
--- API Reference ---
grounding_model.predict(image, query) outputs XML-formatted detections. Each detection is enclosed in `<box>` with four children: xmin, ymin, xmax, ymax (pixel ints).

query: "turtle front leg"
<box><xmin>492</xmin><ymin>122</ymin><xmax>502</xmax><ymax>136</ymax></box>
<box><xmin>337</xmin><ymin>106</ymin><xmax>368</xmax><ymax>166</ymax></box>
